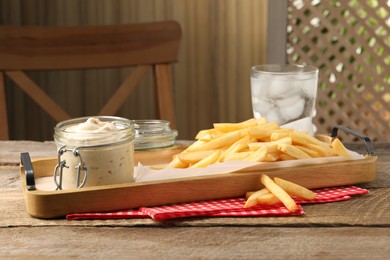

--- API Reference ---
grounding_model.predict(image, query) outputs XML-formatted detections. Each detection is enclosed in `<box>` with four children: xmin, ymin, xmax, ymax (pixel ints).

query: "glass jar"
<box><xmin>134</xmin><ymin>120</ymin><xmax>178</xmax><ymax>150</ymax></box>
<box><xmin>53</xmin><ymin>116</ymin><xmax>135</xmax><ymax>190</ymax></box>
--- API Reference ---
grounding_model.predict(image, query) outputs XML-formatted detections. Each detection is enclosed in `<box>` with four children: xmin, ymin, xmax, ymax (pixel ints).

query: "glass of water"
<box><xmin>250</xmin><ymin>64</ymin><xmax>318</xmax><ymax>134</ymax></box>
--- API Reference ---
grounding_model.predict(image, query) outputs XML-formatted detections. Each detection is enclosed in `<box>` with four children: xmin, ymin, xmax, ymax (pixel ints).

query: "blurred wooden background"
<box><xmin>0</xmin><ymin>0</ymin><xmax>268</xmax><ymax>140</ymax></box>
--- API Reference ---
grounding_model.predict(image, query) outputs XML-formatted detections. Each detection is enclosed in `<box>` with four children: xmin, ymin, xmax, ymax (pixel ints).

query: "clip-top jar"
<box><xmin>53</xmin><ymin>116</ymin><xmax>135</xmax><ymax>190</ymax></box>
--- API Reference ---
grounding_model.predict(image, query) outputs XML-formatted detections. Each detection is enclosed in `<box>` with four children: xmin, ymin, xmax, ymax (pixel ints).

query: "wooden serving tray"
<box><xmin>20</xmin><ymin>144</ymin><xmax>377</xmax><ymax>219</ymax></box>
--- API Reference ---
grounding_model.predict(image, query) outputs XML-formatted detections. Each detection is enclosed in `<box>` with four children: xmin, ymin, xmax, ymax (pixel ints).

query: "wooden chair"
<box><xmin>0</xmin><ymin>21</ymin><xmax>181</xmax><ymax>140</ymax></box>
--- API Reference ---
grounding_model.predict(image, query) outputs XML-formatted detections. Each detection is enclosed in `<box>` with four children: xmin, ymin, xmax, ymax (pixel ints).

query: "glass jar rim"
<box><xmin>133</xmin><ymin>119</ymin><xmax>178</xmax><ymax>150</ymax></box>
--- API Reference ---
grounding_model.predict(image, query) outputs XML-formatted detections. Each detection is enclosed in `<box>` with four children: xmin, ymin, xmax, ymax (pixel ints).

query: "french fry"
<box><xmin>248</xmin><ymin>137</ymin><xmax>293</xmax><ymax>153</ymax></box>
<box><xmin>178</xmin><ymin>150</ymin><xmax>218</xmax><ymax>164</ymax></box>
<box><xmin>213</xmin><ymin>118</ymin><xmax>259</xmax><ymax>132</ymax></box>
<box><xmin>331</xmin><ymin>138</ymin><xmax>350</xmax><ymax>157</ymax></box>
<box><xmin>295</xmin><ymin>145</ymin><xmax>320</xmax><ymax>158</ymax></box>
<box><xmin>279</xmin><ymin>153</ymin><xmax>297</xmax><ymax>161</ymax></box>
<box><xmin>244</xmin><ymin>188</ymin><xmax>270</xmax><ymax>208</ymax></box>
<box><xmin>256</xmin><ymin>193</ymin><xmax>281</xmax><ymax>205</ymax></box>
<box><xmin>223</xmin><ymin>151</ymin><xmax>254</xmax><ymax>162</ymax></box>
<box><xmin>184</xmin><ymin>139</ymin><xmax>207</xmax><ymax>152</ymax></box>
<box><xmin>306</xmin><ymin>143</ymin><xmax>338</xmax><ymax>157</ymax></box>
<box><xmin>270</xmin><ymin>130</ymin><xmax>291</xmax><ymax>141</ymax></box>
<box><xmin>244</xmin><ymin>146</ymin><xmax>268</xmax><ymax>162</ymax></box>
<box><xmin>290</xmin><ymin>130</ymin><xmax>331</xmax><ymax>147</ymax></box>
<box><xmin>263</xmin><ymin>153</ymin><xmax>278</xmax><ymax>162</ymax></box>
<box><xmin>219</xmin><ymin>136</ymin><xmax>252</xmax><ymax>162</ymax></box>
<box><xmin>167</xmin><ymin>157</ymin><xmax>188</xmax><ymax>168</ymax></box>
<box><xmin>260</xmin><ymin>174</ymin><xmax>298</xmax><ymax>212</ymax></box>
<box><xmin>189</xmin><ymin>150</ymin><xmax>222</xmax><ymax>168</ymax></box>
<box><xmin>195</xmin><ymin>130</ymin><xmax>242</xmax><ymax>151</ymax></box>
<box><xmin>274</xmin><ymin>177</ymin><xmax>316</xmax><ymax>200</ymax></box>
<box><xmin>248</xmin><ymin>123</ymin><xmax>279</xmax><ymax>140</ymax></box>
<box><xmin>195</xmin><ymin>129</ymin><xmax>214</xmax><ymax>140</ymax></box>
<box><xmin>277</xmin><ymin>143</ymin><xmax>312</xmax><ymax>159</ymax></box>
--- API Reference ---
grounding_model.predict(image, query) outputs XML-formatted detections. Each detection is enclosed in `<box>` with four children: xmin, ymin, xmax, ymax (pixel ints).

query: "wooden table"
<box><xmin>1</xmin><ymin>141</ymin><xmax>389</xmax><ymax>258</ymax></box>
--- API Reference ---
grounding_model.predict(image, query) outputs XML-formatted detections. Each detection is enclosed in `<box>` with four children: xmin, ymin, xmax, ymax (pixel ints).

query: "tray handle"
<box><xmin>20</xmin><ymin>152</ymin><xmax>36</xmax><ymax>191</ymax></box>
<box><xmin>330</xmin><ymin>125</ymin><xmax>375</xmax><ymax>156</ymax></box>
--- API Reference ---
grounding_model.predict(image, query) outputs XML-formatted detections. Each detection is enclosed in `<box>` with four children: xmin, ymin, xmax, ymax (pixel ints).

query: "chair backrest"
<box><xmin>0</xmin><ymin>21</ymin><xmax>181</xmax><ymax>140</ymax></box>
<box><xmin>286</xmin><ymin>2</ymin><xmax>389</xmax><ymax>142</ymax></box>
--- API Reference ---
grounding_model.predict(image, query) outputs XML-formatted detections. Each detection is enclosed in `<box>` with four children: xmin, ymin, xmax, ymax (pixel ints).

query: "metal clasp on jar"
<box><xmin>53</xmin><ymin>146</ymin><xmax>88</xmax><ymax>190</ymax></box>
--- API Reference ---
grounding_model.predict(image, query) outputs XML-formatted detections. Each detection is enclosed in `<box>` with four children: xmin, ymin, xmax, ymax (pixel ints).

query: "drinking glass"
<box><xmin>250</xmin><ymin>64</ymin><xmax>318</xmax><ymax>134</ymax></box>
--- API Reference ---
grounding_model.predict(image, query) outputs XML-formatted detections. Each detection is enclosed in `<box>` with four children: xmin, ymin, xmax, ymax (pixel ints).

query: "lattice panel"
<box><xmin>287</xmin><ymin>0</ymin><xmax>390</xmax><ymax>142</ymax></box>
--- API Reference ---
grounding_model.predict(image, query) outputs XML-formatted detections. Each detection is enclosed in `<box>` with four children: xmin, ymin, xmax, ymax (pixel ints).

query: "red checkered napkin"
<box><xmin>295</xmin><ymin>186</ymin><xmax>368</xmax><ymax>204</ymax></box>
<box><xmin>139</xmin><ymin>198</ymin><xmax>304</xmax><ymax>221</ymax></box>
<box><xmin>66</xmin><ymin>186</ymin><xmax>368</xmax><ymax>221</ymax></box>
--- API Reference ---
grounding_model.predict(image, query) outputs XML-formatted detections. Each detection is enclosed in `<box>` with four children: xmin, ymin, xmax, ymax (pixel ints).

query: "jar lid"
<box><xmin>134</xmin><ymin>120</ymin><xmax>178</xmax><ymax>150</ymax></box>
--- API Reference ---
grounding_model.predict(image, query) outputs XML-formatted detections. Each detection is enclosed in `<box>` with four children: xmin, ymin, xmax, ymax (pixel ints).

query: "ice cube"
<box><xmin>269</xmin><ymin>81</ymin><xmax>302</xmax><ymax>99</ymax></box>
<box><xmin>279</xmin><ymin>96</ymin><xmax>305</xmax><ymax>122</ymax></box>
<box><xmin>265</xmin><ymin>107</ymin><xmax>282</xmax><ymax>125</ymax></box>
<box><xmin>252</xmin><ymin>99</ymin><xmax>273</xmax><ymax>118</ymax></box>
<box><xmin>300</xmin><ymin>78</ymin><xmax>317</xmax><ymax>99</ymax></box>
<box><xmin>250</xmin><ymin>77</ymin><xmax>268</xmax><ymax>97</ymax></box>
<box><xmin>274</xmin><ymin>95</ymin><xmax>301</xmax><ymax>108</ymax></box>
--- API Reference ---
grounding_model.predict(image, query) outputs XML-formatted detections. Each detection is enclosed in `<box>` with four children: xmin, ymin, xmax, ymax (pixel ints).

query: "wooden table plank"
<box><xmin>0</xmin><ymin>226</ymin><xmax>389</xmax><ymax>259</ymax></box>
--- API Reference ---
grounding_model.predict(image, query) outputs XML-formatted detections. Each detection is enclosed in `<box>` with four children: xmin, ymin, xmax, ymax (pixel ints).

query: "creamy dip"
<box><xmin>65</xmin><ymin>117</ymin><xmax>118</xmax><ymax>133</ymax></box>
<box><xmin>54</xmin><ymin>117</ymin><xmax>135</xmax><ymax>189</ymax></box>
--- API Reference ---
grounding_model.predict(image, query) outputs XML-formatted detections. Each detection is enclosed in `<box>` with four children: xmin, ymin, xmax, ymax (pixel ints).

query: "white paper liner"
<box><xmin>134</xmin><ymin>150</ymin><xmax>364</xmax><ymax>182</ymax></box>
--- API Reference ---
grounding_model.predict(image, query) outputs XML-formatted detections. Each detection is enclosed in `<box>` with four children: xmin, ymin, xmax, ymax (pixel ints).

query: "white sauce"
<box><xmin>65</xmin><ymin>117</ymin><xmax>118</xmax><ymax>133</ymax></box>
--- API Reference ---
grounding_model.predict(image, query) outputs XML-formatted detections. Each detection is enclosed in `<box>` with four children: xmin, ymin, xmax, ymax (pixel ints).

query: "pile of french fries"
<box><xmin>168</xmin><ymin>117</ymin><xmax>350</xmax><ymax>168</ymax></box>
<box><xmin>245</xmin><ymin>174</ymin><xmax>316</xmax><ymax>212</ymax></box>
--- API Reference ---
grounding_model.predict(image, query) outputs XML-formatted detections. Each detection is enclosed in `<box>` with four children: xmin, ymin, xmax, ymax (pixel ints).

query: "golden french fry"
<box><xmin>167</xmin><ymin>157</ymin><xmax>188</xmax><ymax>168</ymax></box>
<box><xmin>150</xmin><ymin>165</ymin><xmax>167</xmax><ymax>170</ymax></box>
<box><xmin>256</xmin><ymin>117</ymin><xmax>268</xmax><ymax>125</ymax></box>
<box><xmin>331</xmin><ymin>138</ymin><xmax>350</xmax><ymax>157</ymax></box>
<box><xmin>184</xmin><ymin>140</ymin><xmax>207</xmax><ymax>152</ymax></box>
<box><xmin>178</xmin><ymin>150</ymin><xmax>218</xmax><ymax>164</ymax></box>
<box><xmin>306</xmin><ymin>143</ymin><xmax>338</xmax><ymax>157</ymax></box>
<box><xmin>213</xmin><ymin>118</ymin><xmax>259</xmax><ymax>132</ymax></box>
<box><xmin>195</xmin><ymin>129</ymin><xmax>214</xmax><ymax>140</ymax></box>
<box><xmin>248</xmin><ymin>136</ymin><xmax>293</xmax><ymax>153</ymax></box>
<box><xmin>290</xmin><ymin>130</ymin><xmax>331</xmax><ymax>147</ymax></box>
<box><xmin>244</xmin><ymin>146</ymin><xmax>268</xmax><ymax>162</ymax></box>
<box><xmin>256</xmin><ymin>193</ymin><xmax>281</xmax><ymax>205</ymax></box>
<box><xmin>244</xmin><ymin>188</ymin><xmax>270</xmax><ymax>208</ymax></box>
<box><xmin>196</xmin><ymin>130</ymin><xmax>242</xmax><ymax>151</ymax></box>
<box><xmin>260</xmin><ymin>174</ymin><xmax>298</xmax><ymax>212</ymax></box>
<box><xmin>274</xmin><ymin>177</ymin><xmax>316</xmax><ymax>200</ymax></box>
<box><xmin>189</xmin><ymin>150</ymin><xmax>222</xmax><ymax>168</ymax></box>
<box><xmin>295</xmin><ymin>145</ymin><xmax>320</xmax><ymax>158</ymax></box>
<box><xmin>279</xmin><ymin>153</ymin><xmax>297</xmax><ymax>161</ymax></box>
<box><xmin>263</xmin><ymin>153</ymin><xmax>278</xmax><ymax>162</ymax></box>
<box><xmin>270</xmin><ymin>129</ymin><xmax>291</xmax><ymax>141</ymax></box>
<box><xmin>219</xmin><ymin>136</ymin><xmax>252</xmax><ymax>162</ymax></box>
<box><xmin>223</xmin><ymin>151</ymin><xmax>254</xmax><ymax>162</ymax></box>
<box><xmin>248</xmin><ymin>123</ymin><xmax>279</xmax><ymax>140</ymax></box>
<box><xmin>245</xmin><ymin>191</ymin><xmax>255</xmax><ymax>199</ymax></box>
<box><xmin>277</xmin><ymin>143</ymin><xmax>312</xmax><ymax>159</ymax></box>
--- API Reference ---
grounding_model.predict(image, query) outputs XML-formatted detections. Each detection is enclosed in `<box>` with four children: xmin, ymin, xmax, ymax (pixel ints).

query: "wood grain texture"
<box><xmin>0</xmin><ymin>0</ymin><xmax>268</xmax><ymax>140</ymax></box>
<box><xmin>0</xmin><ymin>226</ymin><xmax>389</xmax><ymax>259</ymax></box>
